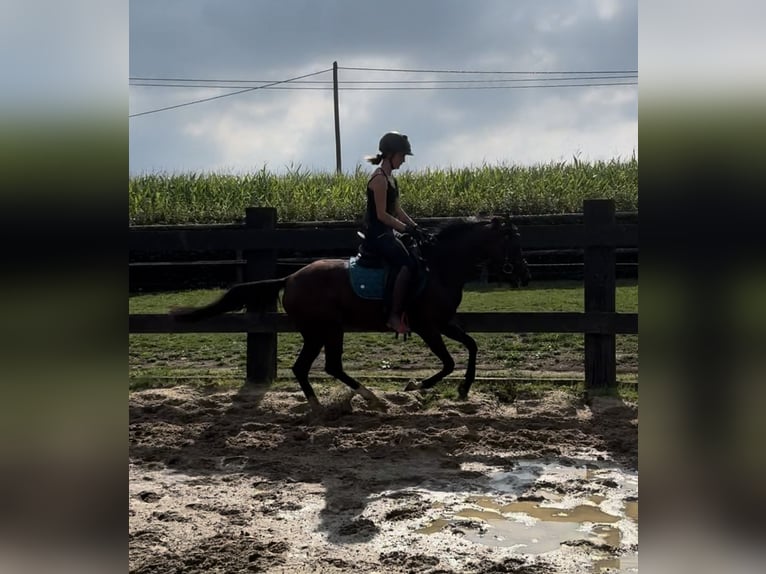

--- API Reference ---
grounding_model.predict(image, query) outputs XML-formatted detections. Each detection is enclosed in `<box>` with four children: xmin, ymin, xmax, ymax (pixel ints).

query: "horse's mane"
<box><xmin>434</xmin><ymin>218</ymin><xmax>489</xmax><ymax>242</ymax></box>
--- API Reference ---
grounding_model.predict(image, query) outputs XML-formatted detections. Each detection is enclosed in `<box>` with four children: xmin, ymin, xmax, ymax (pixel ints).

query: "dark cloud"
<box><xmin>130</xmin><ymin>1</ymin><xmax>637</xmax><ymax>173</ymax></box>
<box><xmin>131</xmin><ymin>1</ymin><xmax>636</xmax><ymax>74</ymax></box>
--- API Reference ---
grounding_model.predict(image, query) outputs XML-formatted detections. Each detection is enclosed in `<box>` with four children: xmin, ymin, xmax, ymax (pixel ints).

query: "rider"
<box><xmin>363</xmin><ymin>131</ymin><xmax>423</xmax><ymax>334</ymax></box>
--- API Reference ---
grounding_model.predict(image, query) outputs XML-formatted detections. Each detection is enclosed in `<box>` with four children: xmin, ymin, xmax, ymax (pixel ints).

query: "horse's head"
<box><xmin>487</xmin><ymin>217</ymin><xmax>531</xmax><ymax>287</ymax></box>
<box><xmin>425</xmin><ymin>218</ymin><xmax>530</xmax><ymax>287</ymax></box>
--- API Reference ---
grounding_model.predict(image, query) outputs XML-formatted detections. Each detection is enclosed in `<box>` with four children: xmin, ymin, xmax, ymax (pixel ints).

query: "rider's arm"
<box><xmin>370</xmin><ymin>174</ymin><xmax>407</xmax><ymax>232</ymax></box>
<box><xmin>395</xmin><ymin>202</ymin><xmax>417</xmax><ymax>229</ymax></box>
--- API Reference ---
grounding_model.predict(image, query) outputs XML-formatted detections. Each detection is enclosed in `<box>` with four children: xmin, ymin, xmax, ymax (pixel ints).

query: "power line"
<box><xmin>130</xmin><ymin>76</ymin><xmax>319</xmax><ymax>83</ymax></box>
<box><xmin>128</xmin><ymin>71</ymin><xmax>638</xmax><ymax>87</ymax></box>
<box><xmin>338</xmin><ymin>65</ymin><xmax>638</xmax><ymax>74</ymax></box>
<box><xmin>128</xmin><ymin>66</ymin><xmax>637</xmax><ymax>117</ymax></box>
<box><xmin>130</xmin><ymin>81</ymin><xmax>637</xmax><ymax>91</ymax></box>
<box><xmin>129</xmin><ymin>68</ymin><xmax>332</xmax><ymax>118</ymax></box>
<box><xmin>336</xmin><ymin>81</ymin><xmax>638</xmax><ymax>90</ymax></box>
<box><xmin>336</xmin><ymin>81</ymin><xmax>639</xmax><ymax>90</ymax></box>
<box><xmin>130</xmin><ymin>75</ymin><xmax>637</xmax><ymax>89</ymax></box>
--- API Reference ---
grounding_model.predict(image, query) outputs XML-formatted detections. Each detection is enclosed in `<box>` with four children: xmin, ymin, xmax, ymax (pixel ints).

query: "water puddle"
<box><xmin>593</xmin><ymin>552</ymin><xmax>639</xmax><ymax>573</ymax></box>
<box><xmin>625</xmin><ymin>500</ymin><xmax>638</xmax><ymax>522</ymax></box>
<box><xmin>500</xmin><ymin>500</ymin><xmax>621</xmax><ymax>523</ymax></box>
<box><xmin>416</xmin><ymin>457</ymin><xmax>638</xmax><ymax>566</ymax></box>
<box><xmin>417</xmin><ymin>518</ymin><xmax>450</xmax><ymax>535</ymax></box>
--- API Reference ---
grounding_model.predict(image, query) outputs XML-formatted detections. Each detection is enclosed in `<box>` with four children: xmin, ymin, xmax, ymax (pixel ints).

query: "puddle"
<box><xmin>461</xmin><ymin>518</ymin><xmax>588</xmax><ymax>553</ymax></box>
<box><xmin>625</xmin><ymin>501</ymin><xmax>638</xmax><ymax>522</ymax></box>
<box><xmin>456</xmin><ymin>508</ymin><xmax>504</xmax><ymax>522</ymax></box>
<box><xmin>593</xmin><ymin>551</ymin><xmax>639</xmax><ymax>573</ymax></box>
<box><xmin>593</xmin><ymin>557</ymin><xmax>620</xmax><ymax>572</ymax></box>
<box><xmin>453</xmin><ymin>507</ymin><xmax>623</xmax><ymax>554</ymax></box>
<box><xmin>417</xmin><ymin>458</ymin><xmax>638</xmax><ymax>559</ymax></box>
<box><xmin>417</xmin><ymin>518</ymin><xmax>449</xmax><ymax>535</ymax></box>
<box><xmin>467</xmin><ymin>496</ymin><xmax>504</xmax><ymax>511</ymax></box>
<box><xmin>592</xmin><ymin>524</ymin><xmax>621</xmax><ymax>547</ymax></box>
<box><xmin>500</xmin><ymin>501</ymin><xmax>620</xmax><ymax>523</ymax></box>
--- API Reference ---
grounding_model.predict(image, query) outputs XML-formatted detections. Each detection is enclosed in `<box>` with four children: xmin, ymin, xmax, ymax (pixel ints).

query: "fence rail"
<box><xmin>130</xmin><ymin>311</ymin><xmax>638</xmax><ymax>335</ymax></box>
<box><xmin>129</xmin><ymin>199</ymin><xmax>637</xmax><ymax>389</ymax></box>
<box><xmin>129</xmin><ymin>212</ymin><xmax>638</xmax><ymax>289</ymax></box>
<box><xmin>128</xmin><ymin>223</ymin><xmax>638</xmax><ymax>252</ymax></box>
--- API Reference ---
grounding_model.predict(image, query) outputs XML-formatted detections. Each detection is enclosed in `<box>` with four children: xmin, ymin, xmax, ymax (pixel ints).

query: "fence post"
<box><xmin>244</xmin><ymin>207</ymin><xmax>278</xmax><ymax>385</ymax></box>
<box><xmin>584</xmin><ymin>199</ymin><xmax>616</xmax><ymax>390</ymax></box>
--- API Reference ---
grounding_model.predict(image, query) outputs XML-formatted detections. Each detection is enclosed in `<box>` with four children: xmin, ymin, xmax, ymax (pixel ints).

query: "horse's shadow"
<box><xmin>129</xmin><ymin>384</ymin><xmax>637</xmax><ymax>545</ymax></box>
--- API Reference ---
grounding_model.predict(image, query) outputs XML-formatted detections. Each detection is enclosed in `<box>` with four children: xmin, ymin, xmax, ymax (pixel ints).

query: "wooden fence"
<box><xmin>129</xmin><ymin>199</ymin><xmax>638</xmax><ymax>389</ymax></box>
<box><xmin>129</xmin><ymin>213</ymin><xmax>638</xmax><ymax>290</ymax></box>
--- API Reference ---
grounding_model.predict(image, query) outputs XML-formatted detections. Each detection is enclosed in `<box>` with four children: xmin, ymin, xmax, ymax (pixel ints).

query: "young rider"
<box><xmin>362</xmin><ymin>131</ymin><xmax>424</xmax><ymax>334</ymax></box>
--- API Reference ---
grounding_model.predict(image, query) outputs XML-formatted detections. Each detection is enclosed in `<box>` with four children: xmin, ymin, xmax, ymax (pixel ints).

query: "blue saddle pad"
<box><xmin>348</xmin><ymin>256</ymin><xmax>388</xmax><ymax>300</ymax></box>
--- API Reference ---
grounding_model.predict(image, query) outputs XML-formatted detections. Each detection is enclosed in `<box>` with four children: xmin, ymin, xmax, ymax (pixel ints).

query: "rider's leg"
<box><xmin>387</xmin><ymin>265</ymin><xmax>412</xmax><ymax>333</ymax></box>
<box><xmin>367</xmin><ymin>233</ymin><xmax>416</xmax><ymax>333</ymax></box>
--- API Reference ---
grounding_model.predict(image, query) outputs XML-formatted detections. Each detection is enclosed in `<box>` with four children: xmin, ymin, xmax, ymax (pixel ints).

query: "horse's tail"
<box><xmin>170</xmin><ymin>278</ymin><xmax>287</xmax><ymax>322</ymax></box>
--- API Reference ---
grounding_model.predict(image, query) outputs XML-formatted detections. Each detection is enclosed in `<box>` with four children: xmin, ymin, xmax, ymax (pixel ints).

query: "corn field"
<box><xmin>129</xmin><ymin>158</ymin><xmax>637</xmax><ymax>225</ymax></box>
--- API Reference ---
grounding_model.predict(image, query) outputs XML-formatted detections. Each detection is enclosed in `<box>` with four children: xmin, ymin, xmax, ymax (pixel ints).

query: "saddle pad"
<box><xmin>348</xmin><ymin>256</ymin><xmax>388</xmax><ymax>300</ymax></box>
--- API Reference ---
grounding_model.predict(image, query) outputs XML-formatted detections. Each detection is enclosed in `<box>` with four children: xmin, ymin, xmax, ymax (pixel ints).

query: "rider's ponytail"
<box><xmin>365</xmin><ymin>152</ymin><xmax>384</xmax><ymax>165</ymax></box>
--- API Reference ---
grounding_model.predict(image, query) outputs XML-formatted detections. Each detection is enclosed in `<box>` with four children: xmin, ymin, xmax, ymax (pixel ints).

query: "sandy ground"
<box><xmin>129</xmin><ymin>385</ymin><xmax>638</xmax><ymax>573</ymax></box>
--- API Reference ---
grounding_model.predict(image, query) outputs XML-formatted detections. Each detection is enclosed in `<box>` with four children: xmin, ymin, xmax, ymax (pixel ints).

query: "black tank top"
<box><xmin>364</xmin><ymin>169</ymin><xmax>399</xmax><ymax>238</ymax></box>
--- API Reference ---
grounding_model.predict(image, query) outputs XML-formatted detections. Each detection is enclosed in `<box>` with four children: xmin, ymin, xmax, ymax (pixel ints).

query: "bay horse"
<box><xmin>171</xmin><ymin>218</ymin><xmax>530</xmax><ymax>411</ymax></box>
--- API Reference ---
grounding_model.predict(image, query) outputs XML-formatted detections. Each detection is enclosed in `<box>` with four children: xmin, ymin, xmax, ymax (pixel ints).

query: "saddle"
<box><xmin>347</xmin><ymin>232</ymin><xmax>395</xmax><ymax>300</ymax></box>
<box><xmin>347</xmin><ymin>231</ymin><xmax>427</xmax><ymax>302</ymax></box>
<box><xmin>355</xmin><ymin>235</ymin><xmax>387</xmax><ymax>269</ymax></box>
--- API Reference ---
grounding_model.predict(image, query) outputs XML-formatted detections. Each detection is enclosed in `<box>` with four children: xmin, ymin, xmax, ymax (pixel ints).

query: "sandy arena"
<box><xmin>129</xmin><ymin>385</ymin><xmax>637</xmax><ymax>573</ymax></box>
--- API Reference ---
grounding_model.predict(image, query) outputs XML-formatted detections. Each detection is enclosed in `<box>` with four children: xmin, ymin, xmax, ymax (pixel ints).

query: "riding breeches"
<box><xmin>365</xmin><ymin>232</ymin><xmax>417</xmax><ymax>273</ymax></box>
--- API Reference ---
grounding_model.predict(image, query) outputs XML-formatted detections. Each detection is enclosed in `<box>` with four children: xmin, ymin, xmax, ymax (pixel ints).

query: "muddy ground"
<box><xmin>129</xmin><ymin>385</ymin><xmax>638</xmax><ymax>573</ymax></box>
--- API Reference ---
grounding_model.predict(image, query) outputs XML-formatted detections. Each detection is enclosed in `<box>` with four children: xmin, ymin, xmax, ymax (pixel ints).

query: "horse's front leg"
<box><xmin>404</xmin><ymin>328</ymin><xmax>455</xmax><ymax>392</ymax></box>
<box><xmin>292</xmin><ymin>331</ymin><xmax>325</xmax><ymax>413</ymax></box>
<box><xmin>441</xmin><ymin>323</ymin><xmax>478</xmax><ymax>400</ymax></box>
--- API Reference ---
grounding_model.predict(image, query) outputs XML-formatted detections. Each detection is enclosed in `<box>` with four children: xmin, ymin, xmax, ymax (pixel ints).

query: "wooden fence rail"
<box><xmin>129</xmin><ymin>211</ymin><xmax>638</xmax><ymax>288</ymax></box>
<box><xmin>129</xmin><ymin>199</ymin><xmax>638</xmax><ymax>389</ymax></box>
<box><xmin>130</xmin><ymin>311</ymin><xmax>637</xmax><ymax>335</ymax></box>
<box><xmin>128</xmin><ymin>223</ymin><xmax>638</xmax><ymax>252</ymax></box>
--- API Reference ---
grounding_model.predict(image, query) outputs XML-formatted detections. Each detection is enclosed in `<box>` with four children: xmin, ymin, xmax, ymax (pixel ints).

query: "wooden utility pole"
<box><xmin>333</xmin><ymin>61</ymin><xmax>341</xmax><ymax>173</ymax></box>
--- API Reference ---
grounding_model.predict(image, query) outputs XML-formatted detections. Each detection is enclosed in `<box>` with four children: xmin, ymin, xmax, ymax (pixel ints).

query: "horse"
<box><xmin>170</xmin><ymin>217</ymin><xmax>530</xmax><ymax>412</ymax></box>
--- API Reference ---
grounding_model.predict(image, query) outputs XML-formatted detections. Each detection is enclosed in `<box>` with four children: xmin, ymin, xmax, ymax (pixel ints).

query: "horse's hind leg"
<box><xmin>323</xmin><ymin>327</ymin><xmax>387</xmax><ymax>411</ymax></box>
<box><xmin>292</xmin><ymin>332</ymin><xmax>324</xmax><ymax>411</ymax></box>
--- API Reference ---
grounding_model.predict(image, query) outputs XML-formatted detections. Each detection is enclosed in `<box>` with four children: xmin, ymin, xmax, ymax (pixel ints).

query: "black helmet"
<box><xmin>378</xmin><ymin>131</ymin><xmax>413</xmax><ymax>156</ymax></box>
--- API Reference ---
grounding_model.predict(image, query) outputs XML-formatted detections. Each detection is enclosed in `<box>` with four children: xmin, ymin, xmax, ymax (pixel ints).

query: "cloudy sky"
<box><xmin>129</xmin><ymin>0</ymin><xmax>637</xmax><ymax>175</ymax></box>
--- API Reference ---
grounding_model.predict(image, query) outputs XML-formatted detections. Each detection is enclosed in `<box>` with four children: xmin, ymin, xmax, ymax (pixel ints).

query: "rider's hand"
<box><xmin>404</xmin><ymin>224</ymin><xmax>424</xmax><ymax>241</ymax></box>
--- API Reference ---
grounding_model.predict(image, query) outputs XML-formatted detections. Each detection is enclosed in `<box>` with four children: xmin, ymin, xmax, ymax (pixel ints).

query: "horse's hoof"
<box><xmin>368</xmin><ymin>398</ymin><xmax>389</xmax><ymax>413</ymax></box>
<box><xmin>404</xmin><ymin>381</ymin><xmax>421</xmax><ymax>392</ymax></box>
<box><xmin>306</xmin><ymin>399</ymin><xmax>324</xmax><ymax>416</ymax></box>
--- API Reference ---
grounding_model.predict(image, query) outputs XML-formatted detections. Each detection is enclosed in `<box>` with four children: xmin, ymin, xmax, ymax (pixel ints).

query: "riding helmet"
<box><xmin>378</xmin><ymin>131</ymin><xmax>413</xmax><ymax>156</ymax></box>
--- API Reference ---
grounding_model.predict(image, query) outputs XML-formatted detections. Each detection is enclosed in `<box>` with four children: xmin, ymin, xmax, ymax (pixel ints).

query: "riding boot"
<box><xmin>387</xmin><ymin>267</ymin><xmax>411</xmax><ymax>334</ymax></box>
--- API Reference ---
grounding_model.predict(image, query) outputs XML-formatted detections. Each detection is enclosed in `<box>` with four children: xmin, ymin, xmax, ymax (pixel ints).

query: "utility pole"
<box><xmin>333</xmin><ymin>61</ymin><xmax>341</xmax><ymax>173</ymax></box>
